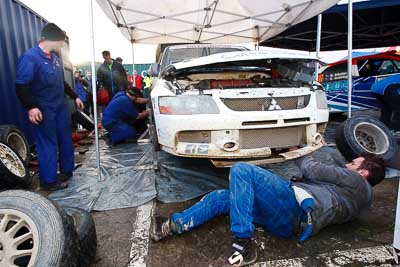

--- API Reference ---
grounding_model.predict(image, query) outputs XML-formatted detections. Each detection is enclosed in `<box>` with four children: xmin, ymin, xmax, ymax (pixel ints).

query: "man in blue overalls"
<box><xmin>15</xmin><ymin>23</ymin><xmax>84</xmax><ymax>191</ymax></box>
<box><xmin>102</xmin><ymin>88</ymin><xmax>149</xmax><ymax>145</ymax></box>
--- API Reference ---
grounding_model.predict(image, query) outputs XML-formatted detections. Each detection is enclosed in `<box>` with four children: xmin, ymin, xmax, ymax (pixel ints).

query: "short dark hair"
<box><xmin>102</xmin><ymin>50</ymin><xmax>110</xmax><ymax>57</ymax></box>
<box><xmin>358</xmin><ymin>155</ymin><xmax>386</xmax><ymax>186</ymax></box>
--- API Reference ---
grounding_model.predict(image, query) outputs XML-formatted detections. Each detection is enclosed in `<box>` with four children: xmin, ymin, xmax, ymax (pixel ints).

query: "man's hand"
<box><xmin>75</xmin><ymin>98</ymin><xmax>84</xmax><ymax>110</ymax></box>
<box><xmin>137</xmin><ymin>110</ymin><xmax>149</xmax><ymax>120</ymax></box>
<box><xmin>28</xmin><ymin>108</ymin><xmax>43</xmax><ymax>125</ymax></box>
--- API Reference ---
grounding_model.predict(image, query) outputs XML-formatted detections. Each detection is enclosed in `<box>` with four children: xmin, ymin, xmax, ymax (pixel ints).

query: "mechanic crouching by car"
<box><xmin>102</xmin><ymin>88</ymin><xmax>149</xmax><ymax>145</ymax></box>
<box><xmin>15</xmin><ymin>23</ymin><xmax>84</xmax><ymax>191</ymax></box>
<box><xmin>150</xmin><ymin>150</ymin><xmax>386</xmax><ymax>266</ymax></box>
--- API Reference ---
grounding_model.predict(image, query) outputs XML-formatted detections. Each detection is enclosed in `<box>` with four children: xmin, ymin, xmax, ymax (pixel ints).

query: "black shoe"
<box><xmin>58</xmin><ymin>172</ymin><xmax>73</xmax><ymax>182</ymax></box>
<box><xmin>40</xmin><ymin>181</ymin><xmax>68</xmax><ymax>191</ymax></box>
<box><xmin>150</xmin><ymin>216</ymin><xmax>172</xmax><ymax>241</ymax></box>
<box><xmin>225</xmin><ymin>238</ymin><xmax>257</xmax><ymax>266</ymax></box>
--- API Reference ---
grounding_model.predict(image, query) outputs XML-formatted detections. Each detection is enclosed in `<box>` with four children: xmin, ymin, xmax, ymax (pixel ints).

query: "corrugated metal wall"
<box><xmin>0</xmin><ymin>0</ymin><xmax>48</xmax><ymax>144</ymax></box>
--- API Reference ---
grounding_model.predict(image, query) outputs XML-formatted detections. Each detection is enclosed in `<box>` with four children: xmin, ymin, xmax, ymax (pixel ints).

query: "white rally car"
<box><xmin>150</xmin><ymin>50</ymin><xmax>329</xmax><ymax>167</ymax></box>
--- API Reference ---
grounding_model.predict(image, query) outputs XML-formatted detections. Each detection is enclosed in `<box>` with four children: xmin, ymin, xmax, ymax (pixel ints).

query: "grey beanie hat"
<box><xmin>41</xmin><ymin>23</ymin><xmax>66</xmax><ymax>41</ymax></box>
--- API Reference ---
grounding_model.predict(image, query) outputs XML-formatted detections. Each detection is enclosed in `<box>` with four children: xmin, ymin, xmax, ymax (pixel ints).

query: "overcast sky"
<box><xmin>19</xmin><ymin>0</ymin><xmax>369</xmax><ymax>66</ymax></box>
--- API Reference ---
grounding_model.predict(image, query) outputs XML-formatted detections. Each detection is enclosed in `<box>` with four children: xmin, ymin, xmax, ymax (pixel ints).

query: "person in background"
<box><xmin>97</xmin><ymin>51</ymin><xmax>128</xmax><ymax>97</ymax></box>
<box><xmin>15</xmin><ymin>23</ymin><xmax>84</xmax><ymax>191</ymax></box>
<box><xmin>133</xmin><ymin>69</ymin><xmax>144</xmax><ymax>91</ymax></box>
<box><xmin>126</xmin><ymin>69</ymin><xmax>133</xmax><ymax>90</ymax></box>
<box><xmin>150</xmin><ymin>152</ymin><xmax>385</xmax><ymax>266</ymax></box>
<box><xmin>115</xmin><ymin>57</ymin><xmax>123</xmax><ymax>64</ymax></box>
<box><xmin>83</xmin><ymin>70</ymin><xmax>94</xmax><ymax>116</ymax></box>
<box><xmin>143</xmin><ymin>71</ymin><xmax>154</xmax><ymax>99</ymax></box>
<box><xmin>74</xmin><ymin>71</ymin><xmax>90</xmax><ymax>115</ymax></box>
<box><xmin>102</xmin><ymin>88</ymin><xmax>149</xmax><ymax>145</ymax></box>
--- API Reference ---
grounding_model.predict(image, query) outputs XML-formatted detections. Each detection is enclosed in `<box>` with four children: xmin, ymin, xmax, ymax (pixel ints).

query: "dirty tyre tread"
<box><xmin>64</xmin><ymin>207</ymin><xmax>97</xmax><ymax>267</ymax></box>
<box><xmin>0</xmin><ymin>142</ymin><xmax>31</xmax><ymax>189</ymax></box>
<box><xmin>73</xmin><ymin>110</ymin><xmax>95</xmax><ymax>131</ymax></box>
<box><xmin>0</xmin><ymin>125</ymin><xmax>30</xmax><ymax>164</ymax></box>
<box><xmin>0</xmin><ymin>190</ymin><xmax>79</xmax><ymax>267</ymax></box>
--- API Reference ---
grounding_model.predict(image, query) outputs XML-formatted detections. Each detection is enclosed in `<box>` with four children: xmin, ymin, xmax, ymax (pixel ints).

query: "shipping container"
<box><xmin>0</xmin><ymin>0</ymin><xmax>73</xmax><ymax>145</ymax></box>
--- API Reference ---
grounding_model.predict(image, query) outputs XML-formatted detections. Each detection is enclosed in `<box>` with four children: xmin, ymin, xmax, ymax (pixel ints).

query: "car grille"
<box><xmin>239</xmin><ymin>126</ymin><xmax>306</xmax><ymax>149</ymax></box>
<box><xmin>177</xmin><ymin>131</ymin><xmax>211</xmax><ymax>143</ymax></box>
<box><xmin>221</xmin><ymin>95</ymin><xmax>310</xmax><ymax>111</ymax></box>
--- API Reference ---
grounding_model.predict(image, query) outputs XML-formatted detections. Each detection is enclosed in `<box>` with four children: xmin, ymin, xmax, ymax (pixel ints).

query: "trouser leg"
<box><xmin>33</xmin><ymin>109</ymin><xmax>58</xmax><ymax>184</ymax></box>
<box><xmin>107</xmin><ymin>123</ymin><xmax>136</xmax><ymax>143</ymax></box>
<box><xmin>171</xmin><ymin>189</ymin><xmax>230</xmax><ymax>234</ymax></box>
<box><xmin>56</xmin><ymin>106</ymin><xmax>74</xmax><ymax>174</ymax></box>
<box><xmin>229</xmin><ymin>162</ymin><xmax>301</xmax><ymax>239</ymax></box>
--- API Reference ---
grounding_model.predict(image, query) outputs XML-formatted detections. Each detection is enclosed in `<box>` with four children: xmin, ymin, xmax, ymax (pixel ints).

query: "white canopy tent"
<box><xmin>96</xmin><ymin>0</ymin><xmax>340</xmax><ymax>44</ymax></box>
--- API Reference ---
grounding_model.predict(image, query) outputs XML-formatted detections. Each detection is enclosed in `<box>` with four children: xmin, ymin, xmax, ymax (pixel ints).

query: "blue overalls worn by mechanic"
<box><xmin>15</xmin><ymin>45</ymin><xmax>74</xmax><ymax>184</ymax></box>
<box><xmin>102</xmin><ymin>92</ymin><xmax>139</xmax><ymax>143</ymax></box>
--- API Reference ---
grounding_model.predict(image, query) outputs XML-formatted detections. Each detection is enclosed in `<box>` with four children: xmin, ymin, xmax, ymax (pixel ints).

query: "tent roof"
<box><xmin>260</xmin><ymin>0</ymin><xmax>400</xmax><ymax>51</ymax></box>
<box><xmin>96</xmin><ymin>0</ymin><xmax>340</xmax><ymax>44</ymax></box>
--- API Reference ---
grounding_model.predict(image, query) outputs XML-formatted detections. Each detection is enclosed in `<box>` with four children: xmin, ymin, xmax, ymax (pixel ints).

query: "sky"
<box><xmin>19</xmin><ymin>0</ymin><xmax>370</xmax><ymax>66</ymax></box>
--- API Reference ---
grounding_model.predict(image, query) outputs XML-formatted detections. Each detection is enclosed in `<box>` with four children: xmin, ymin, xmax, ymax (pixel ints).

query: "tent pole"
<box><xmin>131</xmin><ymin>42</ymin><xmax>136</xmax><ymax>87</ymax></box>
<box><xmin>90</xmin><ymin>0</ymin><xmax>103</xmax><ymax>181</ymax></box>
<box><xmin>347</xmin><ymin>0</ymin><xmax>353</xmax><ymax>118</ymax></box>
<box><xmin>315</xmin><ymin>14</ymin><xmax>322</xmax><ymax>80</ymax></box>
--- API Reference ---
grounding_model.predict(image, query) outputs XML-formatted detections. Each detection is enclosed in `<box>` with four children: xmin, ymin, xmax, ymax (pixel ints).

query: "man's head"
<box><xmin>74</xmin><ymin>71</ymin><xmax>80</xmax><ymax>78</ymax></box>
<box><xmin>116</xmin><ymin>57</ymin><xmax>123</xmax><ymax>64</ymax></box>
<box><xmin>345</xmin><ymin>155</ymin><xmax>385</xmax><ymax>186</ymax></box>
<box><xmin>102</xmin><ymin>50</ymin><xmax>112</xmax><ymax>65</ymax></box>
<box><xmin>40</xmin><ymin>23</ymin><xmax>66</xmax><ymax>51</ymax></box>
<box><xmin>126</xmin><ymin>87</ymin><xmax>141</xmax><ymax>101</ymax></box>
<box><xmin>85</xmin><ymin>70</ymin><xmax>91</xmax><ymax>78</ymax></box>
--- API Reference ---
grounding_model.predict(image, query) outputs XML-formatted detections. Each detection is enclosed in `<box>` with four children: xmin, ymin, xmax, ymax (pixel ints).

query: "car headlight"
<box><xmin>158</xmin><ymin>95</ymin><xmax>220</xmax><ymax>115</ymax></box>
<box><xmin>315</xmin><ymin>90</ymin><xmax>328</xmax><ymax>109</ymax></box>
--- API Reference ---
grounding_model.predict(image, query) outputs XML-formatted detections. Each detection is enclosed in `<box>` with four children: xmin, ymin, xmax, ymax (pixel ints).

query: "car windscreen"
<box><xmin>161</xmin><ymin>47</ymin><xmax>246</xmax><ymax>71</ymax></box>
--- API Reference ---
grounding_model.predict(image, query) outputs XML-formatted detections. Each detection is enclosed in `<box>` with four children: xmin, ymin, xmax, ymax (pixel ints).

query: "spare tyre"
<box><xmin>73</xmin><ymin>110</ymin><xmax>95</xmax><ymax>131</ymax></box>
<box><xmin>335</xmin><ymin>115</ymin><xmax>398</xmax><ymax>161</ymax></box>
<box><xmin>0</xmin><ymin>190</ymin><xmax>79</xmax><ymax>266</ymax></box>
<box><xmin>64</xmin><ymin>207</ymin><xmax>97</xmax><ymax>267</ymax></box>
<box><xmin>0</xmin><ymin>125</ymin><xmax>30</xmax><ymax>164</ymax></box>
<box><xmin>0</xmin><ymin>142</ymin><xmax>31</xmax><ymax>189</ymax></box>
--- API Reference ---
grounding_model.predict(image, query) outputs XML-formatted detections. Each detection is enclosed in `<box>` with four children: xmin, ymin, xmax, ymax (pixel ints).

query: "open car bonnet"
<box><xmin>161</xmin><ymin>50</ymin><xmax>320</xmax><ymax>85</ymax></box>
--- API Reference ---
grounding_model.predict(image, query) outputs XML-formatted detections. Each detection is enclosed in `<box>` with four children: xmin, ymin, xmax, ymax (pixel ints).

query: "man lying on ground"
<box><xmin>150</xmin><ymin>150</ymin><xmax>386</xmax><ymax>266</ymax></box>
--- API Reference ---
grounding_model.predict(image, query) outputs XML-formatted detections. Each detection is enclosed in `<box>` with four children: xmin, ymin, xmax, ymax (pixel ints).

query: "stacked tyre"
<box><xmin>335</xmin><ymin>115</ymin><xmax>398</xmax><ymax>161</ymax></box>
<box><xmin>0</xmin><ymin>125</ymin><xmax>31</xmax><ymax>189</ymax></box>
<box><xmin>0</xmin><ymin>190</ymin><xmax>97</xmax><ymax>266</ymax></box>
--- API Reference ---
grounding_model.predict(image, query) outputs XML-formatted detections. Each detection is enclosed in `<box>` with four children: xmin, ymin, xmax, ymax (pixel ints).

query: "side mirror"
<box><xmin>149</xmin><ymin>63</ymin><xmax>160</xmax><ymax>77</ymax></box>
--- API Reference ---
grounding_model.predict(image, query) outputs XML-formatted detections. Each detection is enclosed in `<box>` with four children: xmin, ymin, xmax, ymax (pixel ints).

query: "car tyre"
<box><xmin>0</xmin><ymin>190</ymin><xmax>79</xmax><ymax>266</ymax></box>
<box><xmin>64</xmin><ymin>207</ymin><xmax>97</xmax><ymax>267</ymax></box>
<box><xmin>0</xmin><ymin>142</ymin><xmax>31</xmax><ymax>189</ymax></box>
<box><xmin>73</xmin><ymin>110</ymin><xmax>95</xmax><ymax>131</ymax></box>
<box><xmin>335</xmin><ymin>115</ymin><xmax>398</xmax><ymax>161</ymax></box>
<box><xmin>0</xmin><ymin>125</ymin><xmax>30</xmax><ymax>164</ymax></box>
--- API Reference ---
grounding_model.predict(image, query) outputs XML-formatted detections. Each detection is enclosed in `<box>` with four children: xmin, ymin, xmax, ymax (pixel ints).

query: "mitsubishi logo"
<box><xmin>264</xmin><ymin>98</ymin><xmax>281</xmax><ymax>111</ymax></box>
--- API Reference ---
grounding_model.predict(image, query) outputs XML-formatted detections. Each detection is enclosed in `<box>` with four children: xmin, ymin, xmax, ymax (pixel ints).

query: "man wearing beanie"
<box><xmin>102</xmin><ymin>88</ymin><xmax>149</xmax><ymax>145</ymax></box>
<box><xmin>15</xmin><ymin>23</ymin><xmax>84</xmax><ymax>191</ymax></box>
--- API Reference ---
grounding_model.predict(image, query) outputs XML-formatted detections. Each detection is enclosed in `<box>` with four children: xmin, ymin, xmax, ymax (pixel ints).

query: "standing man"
<box><xmin>15</xmin><ymin>23</ymin><xmax>84</xmax><ymax>191</ymax></box>
<box><xmin>102</xmin><ymin>88</ymin><xmax>149</xmax><ymax>145</ymax></box>
<box><xmin>97</xmin><ymin>51</ymin><xmax>128</xmax><ymax>97</ymax></box>
<box><xmin>151</xmin><ymin>153</ymin><xmax>385</xmax><ymax>266</ymax></box>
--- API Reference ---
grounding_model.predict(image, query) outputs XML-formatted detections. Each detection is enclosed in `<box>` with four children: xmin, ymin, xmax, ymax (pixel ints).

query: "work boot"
<box><xmin>40</xmin><ymin>181</ymin><xmax>68</xmax><ymax>191</ymax></box>
<box><xmin>225</xmin><ymin>238</ymin><xmax>257</xmax><ymax>266</ymax></box>
<box><xmin>58</xmin><ymin>172</ymin><xmax>73</xmax><ymax>182</ymax></box>
<box><xmin>150</xmin><ymin>216</ymin><xmax>173</xmax><ymax>241</ymax></box>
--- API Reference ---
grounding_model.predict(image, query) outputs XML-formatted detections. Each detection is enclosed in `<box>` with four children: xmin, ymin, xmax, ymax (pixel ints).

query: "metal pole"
<box><xmin>347</xmin><ymin>0</ymin><xmax>353</xmax><ymax>118</ymax></box>
<box><xmin>394</xmin><ymin>181</ymin><xmax>400</xmax><ymax>250</ymax></box>
<box><xmin>315</xmin><ymin>14</ymin><xmax>322</xmax><ymax>80</ymax></box>
<box><xmin>131</xmin><ymin>42</ymin><xmax>136</xmax><ymax>87</ymax></box>
<box><xmin>90</xmin><ymin>0</ymin><xmax>103</xmax><ymax>181</ymax></box>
